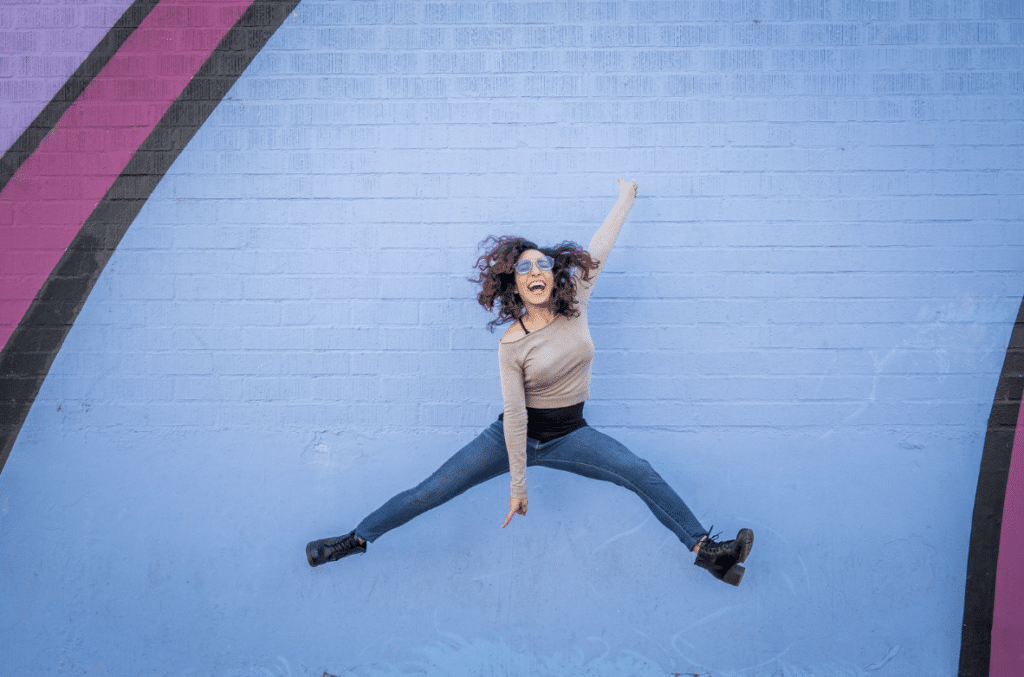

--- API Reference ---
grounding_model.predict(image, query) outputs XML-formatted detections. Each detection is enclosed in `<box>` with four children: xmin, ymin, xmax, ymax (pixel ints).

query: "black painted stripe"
<box><xmin>0</xmin><ymin>0</ymin><xmax>302</xmax><ymax>475</ymax></box>
<box><xmin>958</xmin><ymin>298</ymin><xmax>1024</xmax><ymax>676</ymax></box>
<box><xmin>0</xmin><ymin>0</ymin><xmax>161</xmax><ymax>192</ymax></box>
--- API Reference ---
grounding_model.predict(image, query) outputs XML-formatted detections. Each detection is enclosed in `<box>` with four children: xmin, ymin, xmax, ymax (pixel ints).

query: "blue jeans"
<box><xmin>355</xmin><ymin>420</ymin><xmax>708</xmax><ymax>549</ymax></box>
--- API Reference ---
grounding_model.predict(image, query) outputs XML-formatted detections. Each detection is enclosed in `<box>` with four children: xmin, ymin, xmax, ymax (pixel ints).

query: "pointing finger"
<box><xmin>502</xmin><ymin>508</ymin><xmax>515</xmax><ymax>528</ymax></box>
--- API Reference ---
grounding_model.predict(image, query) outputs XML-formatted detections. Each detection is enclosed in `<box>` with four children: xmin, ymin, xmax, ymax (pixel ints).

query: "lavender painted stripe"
<box><xmin>0</xmin><ymin>0</ymin><xmax>137</xmax><ymax>155</ymax></box>
<box><xmin>991</xmin><ymin>403</ymin><xmax>1024</xmax><ymax>676</ymax></box>
<box><xmin>0</xmin><ymin>0</ymin><xmax>254</xmax><ymax>350</ymax></box>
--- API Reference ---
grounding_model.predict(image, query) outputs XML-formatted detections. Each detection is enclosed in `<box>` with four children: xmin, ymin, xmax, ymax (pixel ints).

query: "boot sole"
<box><xmin>736</xmin><ymin>528</ymin><xmax>754</xmax><ymax>564</ymax></box>
<box><xmin>306</xmin><ymin>541</ymin><xmax>321</xmax><ymax>567</ymax></box>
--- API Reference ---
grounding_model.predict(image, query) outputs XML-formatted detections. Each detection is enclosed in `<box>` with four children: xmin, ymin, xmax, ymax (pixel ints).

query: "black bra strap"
<box><xmin>519</xmin><ymin>317</ymin><xmax>530</xmax><ymax>335</ymax></box>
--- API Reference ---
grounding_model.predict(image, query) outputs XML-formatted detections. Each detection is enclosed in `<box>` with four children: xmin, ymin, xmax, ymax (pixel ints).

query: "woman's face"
<box><xmin>515</xmin><ymin>249</ymin><xmax>555</xmax><ymax>311</ymax></box>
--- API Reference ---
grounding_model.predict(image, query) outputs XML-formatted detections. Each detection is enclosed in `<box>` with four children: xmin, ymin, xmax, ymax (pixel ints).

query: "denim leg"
<box><xmin>534</xmin><ymin>426</ymin><xmax>707</xmax><ymax>549</ymax></box>
<box><xmin>355</xmin><ymin>421</ymin><xmax>510</xmax><ymax>543</ymax></box>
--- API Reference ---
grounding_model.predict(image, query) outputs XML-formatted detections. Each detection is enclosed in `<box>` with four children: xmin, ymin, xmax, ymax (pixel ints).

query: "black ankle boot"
<box><xmin>306</xmin><ymin>530</ymin><xmax>366</xmax><ymax>567</ymax></box>
<box><xmin>693</xmin><ymin>528</ymin><xmax>754</xmax><ymax>586</ymax></box>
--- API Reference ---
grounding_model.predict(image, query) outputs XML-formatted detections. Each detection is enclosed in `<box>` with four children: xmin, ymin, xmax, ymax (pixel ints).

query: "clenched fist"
<box><xmin>502</xmin><ymin>495</ymin><xmax>528</xmax><ymax>528</ymax></box>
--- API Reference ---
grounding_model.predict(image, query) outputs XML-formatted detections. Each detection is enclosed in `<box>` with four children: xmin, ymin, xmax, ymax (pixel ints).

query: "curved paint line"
<box><xmin>959</xmin><ymin>298</ymin><xmax>1024</xmax><ymax>676</ymax></box>
<box><xmin>0</xmin><ymin>0</ymin><xmax>302</xmax><ymax>475</ymax></box>
<box><xmin>0</xmin><ymin>0</ymin><xmax>255</xmax><ymax>351</ymax></box>
<box><xmin>0</xmin><ymin>0</ymin><xmax>160</xmax><ymax>193</ymax></box>
<box><xmin>992</xmin><ymin>386</ymin><xmax>1024</xmax><ymax>676</ymax></box>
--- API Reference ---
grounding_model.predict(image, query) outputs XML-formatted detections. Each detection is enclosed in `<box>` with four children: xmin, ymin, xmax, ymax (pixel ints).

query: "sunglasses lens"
<box><xmin>515</xmin><ymin>256</ymin><xmax>554</xmax><ymax>274</ymax></box>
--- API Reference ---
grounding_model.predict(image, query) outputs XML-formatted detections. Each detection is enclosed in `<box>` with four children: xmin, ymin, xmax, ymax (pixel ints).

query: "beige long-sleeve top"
<box><xmin>498</xmin><ymin>187</ymin><xmax>636</xmax><ymax>499</ymax></box>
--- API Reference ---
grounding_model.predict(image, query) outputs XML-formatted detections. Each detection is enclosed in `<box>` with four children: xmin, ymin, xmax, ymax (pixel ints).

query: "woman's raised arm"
<box><xmin>580</xmin><ymin>178</ymin><xmax>638</xmax><ymax>303</ymax></box>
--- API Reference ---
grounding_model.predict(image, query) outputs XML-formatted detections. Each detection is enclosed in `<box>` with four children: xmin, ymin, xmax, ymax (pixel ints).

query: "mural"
<box><xmin>1</xmin><ymin>0</ymin><xmax>300</xmax><ymax>468</ymax></box>
<box><xmin>1</xmin><ymin>1</ymin><xmax>1023</xmax><ymax>675</ymax></box>
<box><xmin>962</xmin><ymin>303</ymin><xmax>1024</xmax><ymax>677</ymax></box>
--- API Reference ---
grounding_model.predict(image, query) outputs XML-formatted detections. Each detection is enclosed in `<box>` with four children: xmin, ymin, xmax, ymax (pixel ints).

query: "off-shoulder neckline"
<box><xmin>500</xmin><ymin>316</ymin><xmax>558</xmax><ymax>344</ymax></box>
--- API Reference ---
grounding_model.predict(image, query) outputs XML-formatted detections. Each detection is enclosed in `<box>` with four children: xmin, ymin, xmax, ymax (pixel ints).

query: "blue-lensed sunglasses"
<box><xmin>514</xmin><ymin>255</ymin><xmax>554</xmax><ymax>275</ymax></box>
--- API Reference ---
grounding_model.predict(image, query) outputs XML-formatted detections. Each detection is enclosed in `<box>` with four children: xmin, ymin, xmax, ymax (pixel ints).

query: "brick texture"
<box><xmin>0</xmin><ymin>0</ymin><xmax>136</xmax><ymax>153</ymax></box>
<box><xmin>29</xmin><ymin>0</ymin><xmax>1018</xmax><ymax>442</ymax></box>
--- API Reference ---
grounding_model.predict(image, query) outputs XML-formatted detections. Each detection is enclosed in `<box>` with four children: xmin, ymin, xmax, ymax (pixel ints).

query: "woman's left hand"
<box><xmin>618</xmin><ymin>178</ymin><xmax>638</xmax><ymax>199</ymax></box>
<box><xmin>502</xmin><ymin>496</ymin><xmax>528</xmax><ymax>528</ymax></box>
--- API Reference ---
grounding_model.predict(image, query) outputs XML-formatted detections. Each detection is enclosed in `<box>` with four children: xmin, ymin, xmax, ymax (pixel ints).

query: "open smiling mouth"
<box><xmin>528</xmin><ymin>281</ymin><xmax>546</xmax><ymax>293</ymax></box>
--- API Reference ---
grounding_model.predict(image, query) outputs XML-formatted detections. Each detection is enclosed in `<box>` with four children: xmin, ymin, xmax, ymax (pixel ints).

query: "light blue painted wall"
<box><xmin>2</xmin><ymin>1</ymin><xmax>1024</xmax><ymax>675</ymax></box>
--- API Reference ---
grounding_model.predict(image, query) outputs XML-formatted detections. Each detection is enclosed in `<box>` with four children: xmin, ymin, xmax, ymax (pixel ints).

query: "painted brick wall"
<box><xmin>2</xmin><ymin>1</ymin><xmax>1024</xmax><ymax>676</ymax></box>
<box><xmin>0</xmin><ymin>0</ymin><xmax>135</xmax><ymax>153</ymax></box>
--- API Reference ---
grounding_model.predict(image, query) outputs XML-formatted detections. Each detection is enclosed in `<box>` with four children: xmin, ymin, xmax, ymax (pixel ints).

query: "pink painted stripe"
<box><xmin>0</xmin><ymin>0</ymin><xmax>254</xmax><ymax>350</ymax></box>
<box><xmin>992</xmin><ymin>400</ymin><xmax>1024</xmax><ymax>676</ymax></box>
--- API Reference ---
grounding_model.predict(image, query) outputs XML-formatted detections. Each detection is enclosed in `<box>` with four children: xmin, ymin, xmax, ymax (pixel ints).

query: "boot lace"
<box><xmin>698</xmin><ymin>526</ymin><xmax>733</xmax><ymax>557</ymax></box>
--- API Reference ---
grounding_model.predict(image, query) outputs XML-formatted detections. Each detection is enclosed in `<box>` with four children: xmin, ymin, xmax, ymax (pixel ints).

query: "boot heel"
<box><xmin>722</xmin><ymin>563</ymin><xmax>745</xmax><ymax>586</ymax></box>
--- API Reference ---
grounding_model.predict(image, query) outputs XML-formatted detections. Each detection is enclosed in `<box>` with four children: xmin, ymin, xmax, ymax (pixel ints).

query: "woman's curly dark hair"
<box><xmin>470</xmin><ymin>235</ymin><xmax>600</xmax><ymax>332</ymax></box>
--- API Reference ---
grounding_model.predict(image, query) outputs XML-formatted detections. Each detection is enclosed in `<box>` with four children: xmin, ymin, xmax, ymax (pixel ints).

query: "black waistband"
<box><xmin>498</xmin><ymin>401</ymin><xmax>588</xmax><ymax>443</ymax></box>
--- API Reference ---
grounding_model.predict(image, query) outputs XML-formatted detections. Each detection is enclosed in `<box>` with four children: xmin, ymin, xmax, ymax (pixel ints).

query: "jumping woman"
<box><xmin>306</xmin><ymin>178</ymin><xmax>755</xmax><ymax>586</ymax></box>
